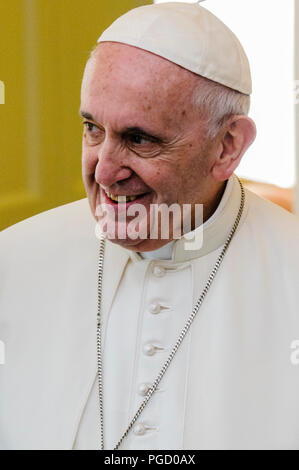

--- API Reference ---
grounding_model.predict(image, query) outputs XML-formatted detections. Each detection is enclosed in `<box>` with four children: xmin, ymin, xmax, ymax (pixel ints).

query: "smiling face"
<box><xmin>80</xmin><ymin>42</ymin><xmax>224</xmax><ymax>251</ymax></box>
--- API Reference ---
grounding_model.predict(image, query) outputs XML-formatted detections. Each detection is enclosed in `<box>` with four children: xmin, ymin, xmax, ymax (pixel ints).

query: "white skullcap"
<box><xmin>97</xmin><ymin>2</ymin><xmax>252</xmax><ymax>95</ymax></box>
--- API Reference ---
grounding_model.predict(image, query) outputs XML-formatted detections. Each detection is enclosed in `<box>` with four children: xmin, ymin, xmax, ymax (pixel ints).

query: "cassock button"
<box><xmin>133</xmin><ymin>423</ymin><xmax>147</xmax><ymax>436</ymax></box>
<box><xmin>149</xmin><ymin>303</ymin><xmax>161</xmax><ymax>314</ymax></box>
<box><xmin>138</xmin><ymin>383</ymin><xmax>151</xmax><ymax>396</ymax></box>
<box><xmin>153</xmin><ymin>266</ymin><xmax>166</xmax><ymax>278</ymax></box>
<box><xmin>143</xmin><ymin>343</ymin><xmax>156</xmax><ymax>356</ymax></box>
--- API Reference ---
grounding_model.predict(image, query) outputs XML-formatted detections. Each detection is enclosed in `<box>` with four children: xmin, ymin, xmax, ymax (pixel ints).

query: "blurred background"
<box><xmin>0</xmin><ymin>0</ymin><xmax>298</xmax><ymax>230</ymax></box>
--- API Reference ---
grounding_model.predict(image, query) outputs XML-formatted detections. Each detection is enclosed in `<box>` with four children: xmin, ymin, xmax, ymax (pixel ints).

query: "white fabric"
<box><xmin>1</xmin><ymin>174</ymin><xmax>299</xmax><ymax>449</ymax></box>
<box><xmin>138</xmin><ymin>240</ymin><xmax>175</xmax><ymax>259</ymax></box>
<box><xmin>97</xmin><ymin>2</ymin><xmax>252</xmax><ymax>94</ymax></box>
<box><xmin>75</xmin><ymin>177</ymin><xmax>233</xmax><ymax>449</ymax></box>
<box><xmin>75</xmin><ymin>257</ymin><xmax>193</xmax><ymax>450</ymax></box>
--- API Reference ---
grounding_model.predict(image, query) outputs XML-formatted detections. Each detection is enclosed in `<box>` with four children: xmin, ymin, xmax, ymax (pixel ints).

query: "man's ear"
<box><xmin>211</xmin><ymin>116</ymin><xmax>257</xmax><ymax>182</ymax></box>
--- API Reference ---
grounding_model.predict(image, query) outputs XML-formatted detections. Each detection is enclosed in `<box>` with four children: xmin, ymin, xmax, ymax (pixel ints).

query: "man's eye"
<box><xmin>128</xmin><ymin>134</ymin><xmax>151</xmax><ymax>145</ymax></box>
<box><xmin>84</xmin><ymin>121</ymin><xmax>98</xmax><ymax>133</ymax></box>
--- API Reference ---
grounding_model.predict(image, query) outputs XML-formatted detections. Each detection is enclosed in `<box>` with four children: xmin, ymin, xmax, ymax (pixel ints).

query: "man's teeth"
<box><xmin>104</xmin><ymin>189</ymin><xmax>138</xmax><ymax>203</ymax></box>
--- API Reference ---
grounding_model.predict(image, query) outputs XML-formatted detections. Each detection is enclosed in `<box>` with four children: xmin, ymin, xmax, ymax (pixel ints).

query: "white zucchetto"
<box><xmin>97</xmin><ymin>1</ymin><xmax>252</xmax><ymax>95</ymax></box>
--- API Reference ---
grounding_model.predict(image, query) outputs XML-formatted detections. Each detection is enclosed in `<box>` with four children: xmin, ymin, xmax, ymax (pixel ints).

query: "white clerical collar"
<box><xmin>138</xmin><ymin>240</ymin><xmax>175</xmax><ymax>260</ymax></box>
<box><xmin>128</xmin><ymin>174</ymin><xmax>248</xmax><ymax>263</ymax></box>
<box><xmin>138</xmin><ymin>179</ymin><xmax>231</xmax><ymax>261</ymax></box>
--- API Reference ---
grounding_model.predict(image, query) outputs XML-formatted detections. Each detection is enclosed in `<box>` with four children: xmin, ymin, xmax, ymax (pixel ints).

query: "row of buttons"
<box><xmin>133</xmin><ymin>264</ymin><xmax>167</xmax><ymax>438</ymax></box>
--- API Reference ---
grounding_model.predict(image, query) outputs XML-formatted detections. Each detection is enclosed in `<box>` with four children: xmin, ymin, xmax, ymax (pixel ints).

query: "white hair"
<box><xmin>191</xmin><ymin>75</ymin><xmax>251</xmax><ymax>139</ymax></box>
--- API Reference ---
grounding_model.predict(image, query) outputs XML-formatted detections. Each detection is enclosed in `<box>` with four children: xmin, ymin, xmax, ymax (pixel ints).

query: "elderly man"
<box><xmin>1</xmin><ymin>2</ymin><xmax>299</xmax><ymax>450</ymax></box>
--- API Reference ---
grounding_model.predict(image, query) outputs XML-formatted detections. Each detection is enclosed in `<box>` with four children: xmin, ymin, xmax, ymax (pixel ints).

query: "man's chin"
<box><xmin>108</xmin><ymin>237</ymin><xmax>146</xmax><ymax>251</ymax></box>
<box><xmin>102</xmin><ymin>229</ymin><xmax>149</xmax><ymax>250</ymax></box>
<box><xmin>104</xmin><ymin>233</ymin><xmax>174</xmax><ymax>253</ymax></box>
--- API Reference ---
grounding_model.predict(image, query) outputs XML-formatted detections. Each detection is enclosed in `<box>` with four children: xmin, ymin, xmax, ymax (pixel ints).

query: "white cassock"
<box><xmin>1</xmin><ymin>174</ymin><xmax>299</xmax><ymax>450</ymax></box>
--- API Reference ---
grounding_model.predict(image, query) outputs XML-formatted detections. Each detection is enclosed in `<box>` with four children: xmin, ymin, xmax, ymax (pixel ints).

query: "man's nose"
<box><xmin>94</xmin><ymin>138</ymin><xmax>132</xmax><ymax>187</ymax></box>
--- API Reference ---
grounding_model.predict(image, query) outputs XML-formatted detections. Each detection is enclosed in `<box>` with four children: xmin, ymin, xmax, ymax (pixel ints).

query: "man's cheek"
<box><xmin>82</xmin><ymin>150</ymin><xmax>98</xmax><ymax>177</ymax></box>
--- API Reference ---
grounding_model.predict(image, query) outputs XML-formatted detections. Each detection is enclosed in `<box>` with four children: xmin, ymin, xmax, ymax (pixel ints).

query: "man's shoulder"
<box><xmin>245</xmin><ymin>188</ymin><xmax>299</xmax><ymax>240</ymax></box>
<box><xmin>0</xmin><ymin>198</ymin><xmax>94</xmax><ymax>247</ymax></box>
<box><xmin>0</xmin><ymin>198</ymin><xmax>100</xmax><ymax>277</ymax></box>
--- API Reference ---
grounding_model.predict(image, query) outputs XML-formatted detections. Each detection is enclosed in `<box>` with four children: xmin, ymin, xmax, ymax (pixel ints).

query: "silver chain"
<box><xmin>97</xmin><ymin>178</ymin><xmax>245</xmax><ymax>450</ymax></box>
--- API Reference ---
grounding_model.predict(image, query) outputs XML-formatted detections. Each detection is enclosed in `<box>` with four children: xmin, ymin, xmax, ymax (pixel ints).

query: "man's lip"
<box><xmin>99</xmin><ymin>186</ymin><xmax>152</xmax><ymax>207</ymax></box>
<box><xmin>101</xmin><ymin>187</ymin><xmax>150</xmax><ymax>198</ymax></box>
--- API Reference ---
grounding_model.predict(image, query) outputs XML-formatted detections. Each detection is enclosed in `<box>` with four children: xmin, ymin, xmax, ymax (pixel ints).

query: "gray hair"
<box><xmin>191</xmin><ymin>75</ymin><xmax>251</xmax><ymax>139</ymax></box>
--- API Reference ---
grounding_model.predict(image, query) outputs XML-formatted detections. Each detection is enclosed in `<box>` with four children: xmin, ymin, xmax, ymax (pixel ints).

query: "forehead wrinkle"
<box><xmin>82</xmin><ymin>43</ymin><xmax>199</xmax><ymax>136</ymax></box>
<box><xmin>93</xmin><ymin>42</ymin><xmax>197</xmax><ymax>101</ymax></box>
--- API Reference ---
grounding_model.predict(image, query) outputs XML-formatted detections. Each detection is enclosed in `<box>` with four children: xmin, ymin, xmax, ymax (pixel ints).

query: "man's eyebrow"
<box><xmin>123</xmin><ymin>126</ymin><xmax>164</xmax><ymax>142</ymax></box>
<box><xmin>79</xmin><ymin>112</ymin><xmax>165</xmax><ymax>142</ymax></box>
<box><xmin>79</xmin><ymin>110</ymin><xmax>94</xmax><ymax>120</ymax></box>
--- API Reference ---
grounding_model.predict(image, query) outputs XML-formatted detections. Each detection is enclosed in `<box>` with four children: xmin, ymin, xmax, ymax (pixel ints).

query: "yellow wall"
<box><xmin>0</xmin><ymin>0</ymin><xmax>151</xmax><ymax>230</ymax></box>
